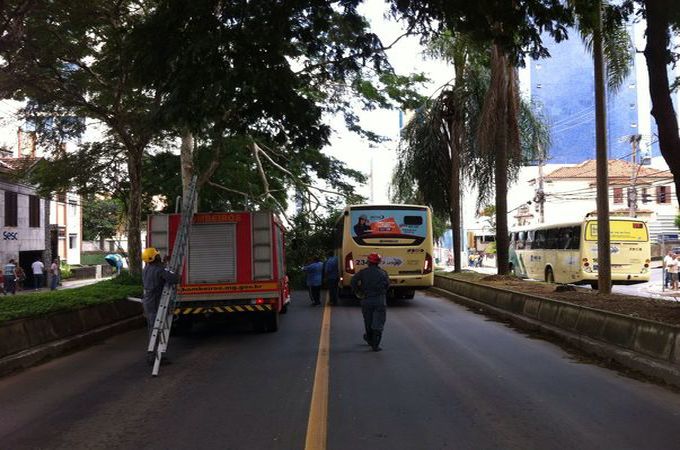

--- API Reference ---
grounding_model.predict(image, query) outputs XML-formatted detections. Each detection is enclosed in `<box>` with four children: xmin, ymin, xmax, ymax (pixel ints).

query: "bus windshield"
<box><xmin>350</xmin><ymin>207</ymin><xmax>428</xmax><ymax>245</ymax></box>
<box><xmin>584</xmin><ymin>220</ymin><xmax>649</xmax><ymax>242</ymax></box>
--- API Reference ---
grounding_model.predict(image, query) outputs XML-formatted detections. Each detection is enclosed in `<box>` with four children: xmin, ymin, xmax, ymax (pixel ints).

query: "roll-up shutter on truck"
<box><xmin>252</xmin><ymin>212</ymin><xmax>273</xmax><ymax>280</ymax></box>
<box><xmin>149</xmin><ymin>214</ymin><xmax>169</xmax><ymax>256</ymax></box>
<box><xmin>188</xmin><ymin>223</ymin><xmax>237</xmax><ymax>284</ymax></box>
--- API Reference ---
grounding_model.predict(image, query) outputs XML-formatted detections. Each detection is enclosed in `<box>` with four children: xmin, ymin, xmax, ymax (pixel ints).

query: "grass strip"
<box><xmin>0</xmin><ymin>272</ymin><xmax>142</xmax><ymax>324</ymax></box>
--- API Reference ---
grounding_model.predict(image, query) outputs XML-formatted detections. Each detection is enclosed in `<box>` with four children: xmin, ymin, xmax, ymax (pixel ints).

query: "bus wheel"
<box><xmin>545</xmin><ymin>267</ymin><xmax>555</xmax><ymax>284</ymax></box>
<box><xmin>590</xmin><ymin>281</ymin><xmax>598</xmax><ymax>290</ymax></box>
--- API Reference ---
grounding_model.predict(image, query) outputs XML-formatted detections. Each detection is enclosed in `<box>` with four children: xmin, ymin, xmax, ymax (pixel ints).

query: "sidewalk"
<box><xmin>3</xmin><ymin>277</ymin><xmax>113</xmax><ymax>296</ymax></box>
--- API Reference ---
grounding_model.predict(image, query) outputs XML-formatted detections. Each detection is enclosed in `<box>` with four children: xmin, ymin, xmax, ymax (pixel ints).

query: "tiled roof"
<box><xmin>544</xmin><ymin>160</ymin><xmax>671</xmax><ymax>181</ymax></box>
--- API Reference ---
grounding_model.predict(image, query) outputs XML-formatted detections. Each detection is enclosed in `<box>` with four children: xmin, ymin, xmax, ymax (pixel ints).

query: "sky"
<box><xmin>322</xmin><ymin>1</ymin><xmax>454</xmax><ymax>205</ymax></box>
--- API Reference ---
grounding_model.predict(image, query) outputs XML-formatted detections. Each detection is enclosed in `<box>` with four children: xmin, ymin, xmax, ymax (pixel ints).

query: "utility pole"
<box><xmin>594</xmin><ymin>1</ymin><xmax>612</xmax><ymax>294</ymax></box>
<box><xmin>628</xmin><ymin>134</ymin><xmax>642</xmax><ymax>217</ymax></box>
<box><xmin>535</xmin><ymin>143</ymin><xmax>546</xmax><ymax>223</ymax></box>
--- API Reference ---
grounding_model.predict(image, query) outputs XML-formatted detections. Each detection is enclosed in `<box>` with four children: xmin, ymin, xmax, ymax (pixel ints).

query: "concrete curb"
<box><xmin>433</xmin><ymin>276</ymin><xmax>680</xmax><ymax>389</ymax></box>
<box><xmin>0</xmin><ymin>315</ymin><xmax>144</xmax><ymax>378</ymax></box>
<box><xmin>0</xmin><ymin>299</ymin><xmax>143</xmax><ymax>377</ymax></box>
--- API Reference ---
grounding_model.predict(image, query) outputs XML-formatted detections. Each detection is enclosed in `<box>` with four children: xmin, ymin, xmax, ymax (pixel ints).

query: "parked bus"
<box><xmin>334</xmin><ymin>204</ymin><xmax>434</xmax><ymax>299</ymax></box>
<box><xmin>509</xmin><ymin>217</ymin><xmax>651</xmax><ymax>288</ymax></box>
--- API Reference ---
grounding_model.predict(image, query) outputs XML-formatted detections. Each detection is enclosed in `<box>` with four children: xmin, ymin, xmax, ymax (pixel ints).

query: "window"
<box><xmin>657</xmin><ymin>186</ymin><xmax>671</xmax><ymax>204</ymax></box>
<box><xmin>545</xmin><ymin>228</ymin><xmax>560</xmax><ymax>249</ymax></box>
<box><xmin>517</xmin><ymin>231</ymin><xmax>526</xmax><ymax>250</ymax></box>
<box><xmin>525</xmin><ymin>230</ymin><xmax>534</xmax><ymax>250</ymax></box>
<box><xmin>641</xmin><ymin>188</ymin><xmax>650</xmax><ymax>204</ymax></box>
<box><xmin>613</xmin><ymin>187</ymin><xmax>623</xmax><ymax>204</ymax></box>
<box><xmin>68</xmin><ymin>200</ymin><xmax>77</xmax><ymax>216</ymax></box>
<box><xmin>533</xmin><ymin>230</ymin><xmax>547</xmax><ymax>249</ymax></box>
<box><xmin>29</xmin><ymin>195</ymin><xmax>40</xmax><ymax>228</ymax></box>
<box><xmin>403</xmin><ymin>215</ymin><xmax>423</xmax><ymax>225</ymax></box>
<box><xmin>69</xmin><ymin>233</ymin><xmax>77</xmax><ymax>249</ymax></box>
<box><xmin>557</xmin><ymin>226</ymin><xmax>581</xmax><ymax>250</ymax></box>
<box><xmin>4</xmin><ymin>191</ymin><xmax>17</xmax><ymax>226</ymax></box>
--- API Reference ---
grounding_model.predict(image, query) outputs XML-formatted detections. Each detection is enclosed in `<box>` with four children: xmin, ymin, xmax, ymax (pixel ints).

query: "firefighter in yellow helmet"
<box><xmin>142</xmin><ymin>247</ymin><xmax>178</xmax><ymax>363</ymax></box>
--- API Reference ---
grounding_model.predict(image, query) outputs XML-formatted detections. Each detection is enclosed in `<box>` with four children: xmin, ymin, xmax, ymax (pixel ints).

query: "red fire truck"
<box><xmin>147</xmin><ymin>211</ymin><xmax>290</xmax><ymax>332</ymax></box>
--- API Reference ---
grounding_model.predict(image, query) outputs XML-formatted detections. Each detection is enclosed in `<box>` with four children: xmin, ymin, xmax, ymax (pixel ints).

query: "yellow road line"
<box><xmin>304</xmin><ymin>295</ymin><xmax>331</xmax><ymax>450</ymax></box>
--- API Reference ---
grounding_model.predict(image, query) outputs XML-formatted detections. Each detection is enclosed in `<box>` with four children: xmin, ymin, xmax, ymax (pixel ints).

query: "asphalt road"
<box><xmin>2</xmin><ymin>290</ymin><xmax>680</xmax><ymax>450</ymax></box>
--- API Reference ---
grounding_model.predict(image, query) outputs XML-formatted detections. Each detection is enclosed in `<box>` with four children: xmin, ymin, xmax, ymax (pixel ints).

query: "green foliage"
<box><xmin>485</xmin><ymin>241</ymin><xmax>497</xmax><ymax>254</ymax></box>
<box><xmin>82</xmin><ymin>197</ymin><xmax>124</xmax><ymax>242</ymax></box>
<box><xmin>0</xmin><ymin>277</ymin><xmax>142</xmax><ymax>324</ymax></box>
<box><xmin>389</xmin><ymin>0</ymin><xmax>575</xmax><ymax>63</ymax></box>
<box><xmin>80</xmin><ymin>252</ymin><xmax>108</xmax><ymax>266</ymax></box>
<box><xmin>59</xmin><ymin>262</ymin><xmax>73</xmax><ymax>280</ymax></box>
<box><xmin>285</xmin><ymin>212</ymin><xmax>338</xmax><ymax>289</ymax></box>
<box><xmin>674</xmin><ymin>214</ymin><xmax>680</xmax><ymax>230</ymax></box>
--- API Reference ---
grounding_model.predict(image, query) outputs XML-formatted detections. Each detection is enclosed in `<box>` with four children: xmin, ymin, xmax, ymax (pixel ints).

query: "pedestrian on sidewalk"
<box><xmin>303</xmin><ymin>257</ymin><xmax>323</xmax><ymax>306</ymax></box>
<box><xmin>324</xmin><ymin>253</ymin><xmax>339</xmax><ymax>306</ymax></box>
<box><xmin>31</xmin><ymin>258</ymin><xmax>44</xmax><ymax>290</ymax></box>
<box><xmin>49</xmin><ymin>258</ymin><xmax>60</xmax><ymax>291</ymax></box>
<box><xmin>668</xmin><ymin>254</ymin><xmax>679</xmax><ymax>290</ymax></box>
<box><xmin>663</xmin><ymin>251</ymin><xmax>674</xmax><ymax>289</ymax></box>
<box><xmin>14</xmin><ymin>265</ymin><xmax>25</xmax><ymax>291</ymax></box>
<box><xmin>351</xmin><ymin>252</ymin><xmax>389</xmax><ymax>352</ymax></box>
<box><xmin>141</xmin><ymin>247</ymin><xmax>178</xmax><ymax>352</ymax></box>
<box><xmin>3</xmin><ymin>259</ymin><xmax>17</xmax><ymax>295</ymax></box>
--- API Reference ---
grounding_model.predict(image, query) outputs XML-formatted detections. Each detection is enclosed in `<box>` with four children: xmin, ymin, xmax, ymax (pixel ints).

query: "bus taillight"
<box><xmin>345</xmin><ymin>253</ymin><xmax>355</xmax><ymax>274</ymax></box>
<box><xmin>423</xmin><ymin>253</ymin><xmax>433</xmax><ymax>274</ymax></box>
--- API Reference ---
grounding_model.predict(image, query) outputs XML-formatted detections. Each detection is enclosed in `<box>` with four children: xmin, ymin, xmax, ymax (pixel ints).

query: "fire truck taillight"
<box><xmin>345</xmin><ymin>253</ymin><xmax>355</xmax><ymax>274</ymax></box>
<box><xmin>423</xmin><ymin>253</ymin><xmax>433</xmax><ymax>274</ymax></box>
<box><xmin>254</xmin><ymin>298</ymin><xmax>276</xmax><ymax>305</ymax></box>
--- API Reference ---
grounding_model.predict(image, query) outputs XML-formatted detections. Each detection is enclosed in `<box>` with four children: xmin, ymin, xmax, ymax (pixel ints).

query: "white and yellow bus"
<box><xmin>335</xmin><ymin>204</ymin><xmax>434</xmax><ymax>299</ymax></box>
<box><xmin>509</xmin><ymin>217</ymin><xmax>651</xmax><ymax>289</ymax></box>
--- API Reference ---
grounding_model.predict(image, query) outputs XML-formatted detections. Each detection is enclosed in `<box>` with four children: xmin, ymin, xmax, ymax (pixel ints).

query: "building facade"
<box><xmin>0</xmin><ymin>160</ymin><xmax>50</xmax><ymax>285</ymax></box>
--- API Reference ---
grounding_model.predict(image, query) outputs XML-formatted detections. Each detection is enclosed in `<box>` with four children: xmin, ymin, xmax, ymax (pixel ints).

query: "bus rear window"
<box><xmin>585</xmin><ymin>221</ymin><xmax>648</xmax><ymax>242</ymax></box>
<box><xmin>403</xmin><ymin>215</ymin><xmax>423</xmax><ymax>226</ymax></box>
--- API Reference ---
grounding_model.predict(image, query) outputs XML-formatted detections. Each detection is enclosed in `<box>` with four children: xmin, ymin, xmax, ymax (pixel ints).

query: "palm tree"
<box><xmin>392</xmin><ymin>36</ymin><xmax>549</xmax><ymax>274</ymax></box>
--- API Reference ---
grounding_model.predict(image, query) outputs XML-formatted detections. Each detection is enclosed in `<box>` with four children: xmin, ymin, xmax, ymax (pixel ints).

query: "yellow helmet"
<box><xmin>142</xmin><ymin>247</ymin><xmax>160</xmax><ymax>263</ymax></box>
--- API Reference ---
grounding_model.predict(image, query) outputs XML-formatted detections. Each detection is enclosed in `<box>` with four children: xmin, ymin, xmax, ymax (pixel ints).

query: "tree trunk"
<box><xmin>127</xmin><ymin>150</ymin><xmax>144</xmax><ymax>276</ymax></box>
<box><xmin>180</xmin><ymin>130</ymin><xmax>195</xmax><ymax>208</ymax></box>
<box><xmin>644</xmin><ymin>0</ymin><xmax>680</xmax><ymax>206</ymax></box>
<box><xmin>594</xmin><ymin>2</ymin><xmax>612</xmax><ymax>294</ymax></box>
<box><xmin>495</xmin><ymin>131</ymin><xmax>510</xmax><ymax>275</ymax></box>
<box><xmin>449</xmin><ymin>128</ymin><xmax>462</xmax><ymax>272</ymax></box>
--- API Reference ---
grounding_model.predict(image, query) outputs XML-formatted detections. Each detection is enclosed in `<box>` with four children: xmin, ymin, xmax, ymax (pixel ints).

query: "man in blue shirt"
<box><xmin>303</xmin><ymin>257</ymin><xmax>324</xmax><ymax>306</ymax></box>
<box><xmin>324</xmin><ymin>253</ymin><xmax>339</xmax><ymax>306</ymax></box>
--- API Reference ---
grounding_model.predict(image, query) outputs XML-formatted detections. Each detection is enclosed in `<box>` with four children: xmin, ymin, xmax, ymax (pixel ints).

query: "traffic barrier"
<box><xmin>0</xmin><ymin>300</ymin><xmax>143</xmax><ymax>376</ymax></box>
<box><xmin>434</xmin><ymin>275</ymin><xmax>680</xmax><ymax>387</ymax></box>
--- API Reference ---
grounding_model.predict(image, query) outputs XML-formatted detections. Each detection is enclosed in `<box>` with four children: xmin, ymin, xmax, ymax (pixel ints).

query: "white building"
<box><xmin>49</xmin><ymin>191</ymin><xmax>82</xmax><ymax>265</ymax></box>
<box><xmin>0</xmin><ymin>158</ymin><xmax>49</xmax><ymax>283</ymax></box>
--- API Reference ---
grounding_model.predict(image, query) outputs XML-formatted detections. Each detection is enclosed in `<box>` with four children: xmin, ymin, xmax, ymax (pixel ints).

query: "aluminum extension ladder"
<box><xmin>147</xmin><ymin>176</ymin><xmax>197</xmax><ymax>376</ymax></box>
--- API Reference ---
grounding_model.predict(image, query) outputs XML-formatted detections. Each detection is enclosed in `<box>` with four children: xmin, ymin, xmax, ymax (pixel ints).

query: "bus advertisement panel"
<box><xmin>350</xmin><ymin>208</ymin><xmax>428</xmax><ymax>241</ymax></box>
